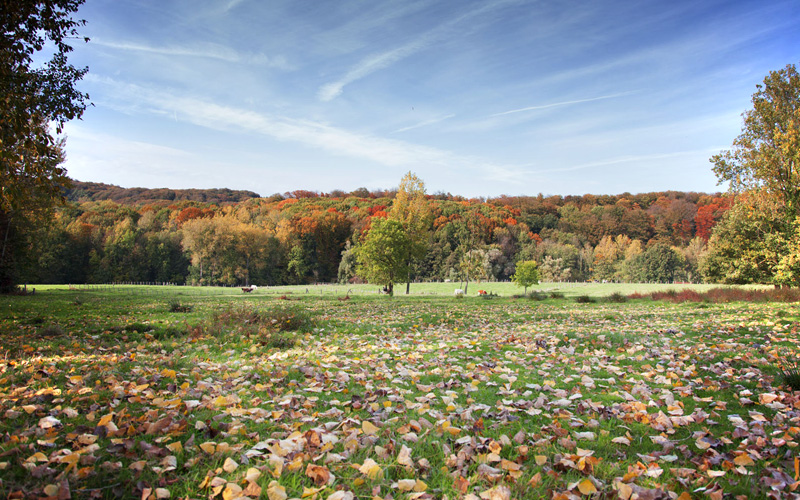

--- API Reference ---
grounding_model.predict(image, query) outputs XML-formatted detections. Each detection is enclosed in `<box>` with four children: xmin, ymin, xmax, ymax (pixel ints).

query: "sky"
<box><xmin>58</xmin><ymin>0</ymin><xmax>800</xmax><ymax>198</ymax></box>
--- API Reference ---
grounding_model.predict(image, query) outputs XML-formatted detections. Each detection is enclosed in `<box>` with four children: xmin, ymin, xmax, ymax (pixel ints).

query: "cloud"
<box><xmin>490</xmin><ymin>91</ymin><xmax>638</xmax><ymax>117</ymax></box>
<box><xmin>92</xmin><ymin>39</ymin><xmax>291</xmax><ymax>69</ymax></box>
<box><xmin>525</xmin><ymin>149</ymin><xmax>722</xmax><ymax>175</ymax></box>
<box><xmin>93</xmin><ymin>78</ymin><xmax>475</xmax><ymax>170</ymax></box>
<box><xmin>393</xmin><ymin>114</ymin><xmax>457</xmax><ymax>133</ymax></box>
<box><xmin>318</xmin><ymin>0</ymin><xmax>525</xmax><ymax>101</ymax></box>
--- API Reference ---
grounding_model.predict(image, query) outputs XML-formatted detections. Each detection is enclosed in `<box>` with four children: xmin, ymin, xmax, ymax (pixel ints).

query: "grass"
<box><xmin>0</xmin><ymin>285</ymin><xmax>799</xmax><ymax>499</ymax></box>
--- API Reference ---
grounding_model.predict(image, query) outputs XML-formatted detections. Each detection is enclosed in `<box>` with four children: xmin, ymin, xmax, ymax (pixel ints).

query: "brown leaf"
<box><xmin>306</xmin><ymin>464</ymin><xmax>331</xmax><ymax>486</ymax></box>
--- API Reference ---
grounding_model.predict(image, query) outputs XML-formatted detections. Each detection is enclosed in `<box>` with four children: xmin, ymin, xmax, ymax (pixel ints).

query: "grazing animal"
<box><xmin>454</xmin><ymin>289</ymin><xmax>465</xmax><ymax>296</ymax></box>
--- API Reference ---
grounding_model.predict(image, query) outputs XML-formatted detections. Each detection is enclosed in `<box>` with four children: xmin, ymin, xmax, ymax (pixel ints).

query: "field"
<box><xmin>1</xmin><ymin>285</ymin><xmax>800</xmax><ymax>499</ymax></box>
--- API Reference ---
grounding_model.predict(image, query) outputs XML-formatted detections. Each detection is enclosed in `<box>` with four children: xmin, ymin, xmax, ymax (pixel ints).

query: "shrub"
<box><xmin>169</xmin><ymin>300</ymin><xmax>194</xmax><ymax>313</ymax></box>
<box><xmin>549</xmin><ymin>292</ymin><xmax>565</xmax><ymax>299</ymax></box>
<box><xmin>204</xmin><ymin>304</ymin><xmax>314</xmax><ymax>342</ymax></box>
<box><xmin>38</xmin><ymin>324</ymin><xmax>65</xmax><ymax>337</ymax></box>
<box><xmin>527</xmin><ymin>292</ymin><xmax>546</xmax><ymax>301</ymax></box>
<box><xmin>575</xmin><ymin>295</ymin><xmax>595</xmax><ymax>303</ymax></box>
<box><xmin>606</xmin><ymin>292</ymin><xmax>628</xmax><ymax>303</ymax></box>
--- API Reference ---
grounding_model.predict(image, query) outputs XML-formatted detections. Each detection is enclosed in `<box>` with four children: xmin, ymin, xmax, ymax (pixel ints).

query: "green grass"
<box><xmin>0</xmin><ymin>285</ymin><xmax>798</xmax><ymax>499</ymax></box>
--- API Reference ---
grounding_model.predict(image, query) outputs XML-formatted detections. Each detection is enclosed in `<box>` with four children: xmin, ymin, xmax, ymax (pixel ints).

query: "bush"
<box><xmin>549</xmin><ymin>292</ymin><xmax>564</xmax><ymax>299</ymax></box>
<box><xmin>204</xmin><ymin>304</ymin><xmax>314</xmax><ymax>341</ymax></box>
<box><xmin>38</xmin><ymin>324</ymin><xmax>65</xmax><ymax>337</ymax></box>
<box><xmin>606</xmin><ymin>292</ymin><xmax>628</xmax><ymax>303</ymax></box>
<box><xmin>575</xmin><ymin>295</ymin><xmax>595</xmax><ymax>303</ymax></box>
<box><xmin>527</xmin><ymin>292</ymin><xmax>546</xmax><ymax>301</ymax></box>
<box><xmin>169</xmin><ymin>300</ymin><xmax>194</xmax><ymax>313</ymax></box>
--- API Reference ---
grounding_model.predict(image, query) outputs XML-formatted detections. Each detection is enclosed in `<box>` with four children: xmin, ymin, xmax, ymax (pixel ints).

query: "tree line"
<box><xmin>19</xmin><ymin>180</ymin><xmax>733</xmax><ymax>289</ymax></box>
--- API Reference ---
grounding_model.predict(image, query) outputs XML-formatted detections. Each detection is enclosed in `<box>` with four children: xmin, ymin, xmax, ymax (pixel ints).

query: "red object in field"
<box><xmin>478</xmin><ymin>290</ymin><xmax>486</xmax><ymax>295</ymax></box>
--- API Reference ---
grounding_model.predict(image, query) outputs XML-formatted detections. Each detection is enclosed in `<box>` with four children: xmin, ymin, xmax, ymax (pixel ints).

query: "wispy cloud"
<box><xmin>92</xmin><ymin>39</ymin><xmax>291</xmax><ymax>69</ymax></box>
<box><xmin>525</xmin><ymin>149</ymin><xmax>721</xmax><ymax>175</ymax></box>
<box><xmin>491</xmin><ymin>91</ymin><xmax>638</xmax><ymax>117</ymax></box>
<box><xmin>393</xmin><ymin>114</ymin><xmax>456</xmax><ymax>133</ymax></box>
<box><xmin>318</xmin><ymin>0</ymin><xmax>525</xmax><ymax>101</ymax></box>
<box><xmin>94</xmin><ymin>78</ymin><xmax>478</xmax><ymax>170</ymax></box>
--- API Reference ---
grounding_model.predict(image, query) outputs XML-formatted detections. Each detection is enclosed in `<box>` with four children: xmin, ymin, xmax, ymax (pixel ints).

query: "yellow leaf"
<box><xmin>395</xmin><ymin>479</ymin><xmax>416</xmax><ymax>491</ymax></box>
<box><xmin>616</xmin><ymin>482</ymin><xmax>633</xmax><ymax>500</ymax></box>
<box><xmin>578</xmin><ymin>479</ymin><xmax>597</xmax><ymax>495</ymax></box>
<box><xmin>98</xmin><ymin>413</ymin><xmax>114</xmax><ymax>426</ymax></box>
<box><xmin>397</xmin><ymin>445</ymin><xmax>414</xmax><ymax>468</ymax></box>
<box><xmin>479</xmin><ymin>485</ymin><xmax>512</xmax><ymax>500</ymax></box>
<box><xmin>359</xmin><ymin>458</ymin><xmax>382</xmax><ymax>479</ymax></box>
<box><xmin>223</xmin><ymin>457</ymin><xmax>239</xmax><ymax>473</ymax></box>
<box><xmin>222</xmin><ymin>483</ymin><xmax>242</xmax><ymax>500</ymax></box>
<box><xmin>26</xmin><ymin>452</ymin><xmax>48</xmax><ymax>463</ymax></box>
<box><xmin>166</xmin><ymin>442</ymin><xmax>183</xmax><ymax>453</ymax></box>
<box><xmin>362</xmin><ymin>421</ymin><xmax>380</xmax><ymax>435</ymax></box>
<box><xmin>43</xmin><ymin>485</ymin><xmax>59</xmax><ymax>496</ymax></box>
<box><xmin>413</xmin><ymin>480</ymin><xmax>428</xmax><ymax>492</ymax></box>
<box><xmin>267</xmin><ymin>481</ymin><xmax>287</xmax><ymax>500</ymax></box>
<box><xmin>244</xmin><ymin>467</ymin><xmax>261</xmax><ymax>482</ymax></box>
<box><xmin>534</xmin><ymin>455</ymin><xmax>547</xmax><ymax>465</ymax></box>
<box><xmin>301</xmin><ymin>486</ymin><xmax>324</xmax><ymax>498</ymax></box>
<box><xmin>734</xmin><ymin>454</ymin><xmax>755</xmax><ymax>466</ymax></box>
<box><xmin>199</xmin><ymin>442</ymin><xmax>217</xmax><ymax>454</ymax></box>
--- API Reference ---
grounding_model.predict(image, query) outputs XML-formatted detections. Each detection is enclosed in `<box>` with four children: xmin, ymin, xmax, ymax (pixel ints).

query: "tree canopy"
<box><xmin>1</xmin><ymin>0</ymin><xmax>89</xmax><ymax>291</ymax></box>
<box><xmin>711</xmin><ymin>63</ymin><xmax>800</xmax><ymax>219</ymax></box>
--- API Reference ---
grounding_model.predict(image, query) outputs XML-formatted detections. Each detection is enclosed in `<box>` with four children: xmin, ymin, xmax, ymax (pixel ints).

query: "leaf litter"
<box><xmin>1</xmin><ymin>295</ymin><xmax>800</xmax><ymax>499</ymax></box>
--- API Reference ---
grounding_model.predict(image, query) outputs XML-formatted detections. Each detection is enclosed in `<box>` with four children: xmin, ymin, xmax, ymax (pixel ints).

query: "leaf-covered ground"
<box><xmin>1</xmin><ymin>290</ymin><xmax>800</xmax><ymax>499</ymax></box>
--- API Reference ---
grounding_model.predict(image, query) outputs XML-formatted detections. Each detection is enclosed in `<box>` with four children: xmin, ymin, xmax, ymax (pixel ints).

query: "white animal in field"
<box><xmin>454</xmin><ymin>289</ymin><xmax>464</xmax><ymax>296</ymax></box>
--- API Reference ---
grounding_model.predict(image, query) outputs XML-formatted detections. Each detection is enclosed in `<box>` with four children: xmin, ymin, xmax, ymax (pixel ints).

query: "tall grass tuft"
<box><xmin>780</xmin><ymin>357</ymin><xmax>800</xmax><ymax>392</ymax></box>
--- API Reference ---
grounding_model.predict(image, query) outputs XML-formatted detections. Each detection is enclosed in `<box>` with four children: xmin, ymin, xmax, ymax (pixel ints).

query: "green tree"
<box><xmin>355</xmin><ymin>218</ymin><xmax>410</xmax><ymax>296</ymax></box>
<box><xmin>628</xmin><ymin>244</ymin><xmax>683</xmax><ymax>283</ymax></box>
<box><xmin>511</xmin><ymin>260</ymin><xmax>539</xmax><ymax>294</ymax></box>
<box><xmin>1</xmin><ymin>1</ymin><xmax>90</xmax><ymax>292</ymax></box>
<box><xmin>389</xmin><ymin>172</ymin><xmax>432</xmax><ymax>294</ymax></box>
<box><xmin>700</xmin><ymin>190</ymin><xmax>795</xmax><ymax>285</ymax></box>
<box><xmin>711</xmin><ymin>63</ymin><xmax>800</xmax><ymax>220</ymax></box>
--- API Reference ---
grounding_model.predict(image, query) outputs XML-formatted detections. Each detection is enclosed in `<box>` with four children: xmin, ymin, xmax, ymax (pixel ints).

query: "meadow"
<box><xmin>1</xmin><ymin>285</ymin><xmax>799</xmax><ymax>499</ymax></box>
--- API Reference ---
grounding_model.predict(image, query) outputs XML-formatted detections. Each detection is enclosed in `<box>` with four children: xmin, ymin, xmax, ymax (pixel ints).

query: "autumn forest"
<box><xmin>21</xmin><ymin>179</ymin><xmax>736</xmax><ymax>289</ymax></box>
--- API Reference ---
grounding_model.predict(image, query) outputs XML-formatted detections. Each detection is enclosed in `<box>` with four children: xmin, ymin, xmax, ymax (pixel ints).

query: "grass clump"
<box><xmin>780</xmin><ymin>357</ymin><xmax>800</xmax><ymax>391</ymax></box>
<box><xmin>575</xmin><ymin>295</ymin><xmax>596</xmax><ymax>304</ymax></box>
<box><xmin>527</xmin><ymin>291</ymin><xmax>546</xmax><ymax>301</ymax></box>
<box><xmin>549</xmin><ymin>291</ymin><xmax>564</xmax><ymax>299</ymax></box>
<box><xmin>201</xmin><ymin>303</ymin><xmax>315</xmax><ymax>348</ymax></box>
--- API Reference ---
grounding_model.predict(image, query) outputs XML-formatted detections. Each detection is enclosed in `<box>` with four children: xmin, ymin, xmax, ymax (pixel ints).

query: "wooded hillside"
<box><xmin>23</xmin><ymin>181</ymin><xmax>729</xmax><ymax>287</ymax></box>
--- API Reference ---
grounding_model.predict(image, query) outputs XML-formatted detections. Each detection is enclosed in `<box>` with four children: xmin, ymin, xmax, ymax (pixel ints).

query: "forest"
<box><xmin>20</xmin><ymin>179</ymin><xmax>732</xmax><ymax>288</ymax></box>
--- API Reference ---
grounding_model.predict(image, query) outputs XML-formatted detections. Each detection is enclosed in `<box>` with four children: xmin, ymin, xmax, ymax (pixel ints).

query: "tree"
<box><xmin>389</xmin><ymin>172</ymin><xmax>432</xmax><ymax>294</ymax></box>
<box><xmin>628</xmin><ymin>244</ymin><xmax>683</xmax><ymax>283</ymax></box>
<box><xmin>1</xmin><ymin>1</ymin><xmax>90</xmax><ymax>292</ymax></box>
<box><xmin>355</xmin><ymin>218</ymin><xmax>410</xmax><ymax>296</ymax></box>
<box><xmin>711</xmin><ymin>63</ymin><xmax>800</xmax><ymax>220</ymax></box>
<box><xmin>700</xmin><ymin>190</ymin><xmax>796</xmax><ymax>285</ymax></box>
<box><xmin>511</xmin><ymin>260</ymin><xmax>539</xmax><ymax>294</ymax></box>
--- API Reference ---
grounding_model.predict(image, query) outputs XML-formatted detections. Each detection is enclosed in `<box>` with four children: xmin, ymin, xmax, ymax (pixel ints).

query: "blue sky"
<box><xmin>61</xmin><ymin>0</ymin><xmax>799</xmax><ymax>197</ymax></box>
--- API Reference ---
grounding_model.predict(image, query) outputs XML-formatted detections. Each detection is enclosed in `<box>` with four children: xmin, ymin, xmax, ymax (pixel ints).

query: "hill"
<box><xmin>65</xmin><ymin>180</ymin><xmax>261</xmax><ymax>205</ymax></box>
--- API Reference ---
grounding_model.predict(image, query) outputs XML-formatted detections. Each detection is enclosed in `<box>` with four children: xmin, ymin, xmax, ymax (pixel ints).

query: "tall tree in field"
<box><xmin>1</xmin><ymin>0</ymin><xmax>90</xmax><ymax>292</ymax></box>
<box><xmin>355</xmin><ymin>218</ymin><xmax>410</xmax><ymax>296</ymax></box>
<box><xmin>389</xmin><ymin>172</ymin><xmax>432</xmax><ymax>294</ymax></box>
<box><xmin>708</xmin><ymin>63</ymin><xmax>800</xmax><ymax>286</ymax></box>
